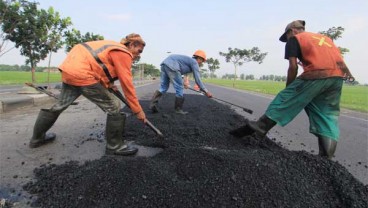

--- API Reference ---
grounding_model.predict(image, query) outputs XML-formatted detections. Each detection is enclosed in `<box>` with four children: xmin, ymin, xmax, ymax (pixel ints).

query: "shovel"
<box><xmin>228</xmin><ymin>119</ymin><xmax>255</xmax><ymax>137</ymax></box>
<box><xmin>109</xmin><ymin>89</ymin><xmax>164</xmax><ymax>138</ymax></box>
<box><xmin>187</xmin><ymin>87</ymin><xmax>253</xmax><ymax>114</ymax></box>
<box><xmin>25</xmin><ymin>83</ymin><xmax>79</xmax><ymax>105</ymax></box>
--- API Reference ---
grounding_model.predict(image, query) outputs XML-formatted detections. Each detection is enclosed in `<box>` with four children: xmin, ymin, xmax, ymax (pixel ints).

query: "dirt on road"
<box><xmin>4</xmin><ymin>93</ymin><xmax>368</xmax><ymax>207</ymax></box>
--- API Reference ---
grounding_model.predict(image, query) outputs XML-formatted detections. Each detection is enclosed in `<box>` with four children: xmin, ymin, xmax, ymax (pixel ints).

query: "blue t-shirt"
<box><xmin>161</xmin><ymin>54</ymin><xmax>207</xmax><ymax>91</ymax></box>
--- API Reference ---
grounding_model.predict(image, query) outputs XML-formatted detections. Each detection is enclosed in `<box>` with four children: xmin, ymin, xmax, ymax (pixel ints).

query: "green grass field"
<box><xmin>1</xmin><ymin>72</ymin><xmax>366</xmax><ymax>113</ymax></box>
<box><xmin>0</xmin><ymin>71</ymin><xmax>62</xmax><ymax>85</ymax></box>
<box><xmin>205</xmin><ymin>79</ymin><xmax>368</xmax><ymax>113</ymax></box>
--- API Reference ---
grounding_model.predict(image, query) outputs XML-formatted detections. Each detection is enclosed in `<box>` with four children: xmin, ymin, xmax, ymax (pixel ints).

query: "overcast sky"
<box><xmin>1</xmin><ymin>0</ymin><xmax>367</xmax><ymax>84</ymax></box>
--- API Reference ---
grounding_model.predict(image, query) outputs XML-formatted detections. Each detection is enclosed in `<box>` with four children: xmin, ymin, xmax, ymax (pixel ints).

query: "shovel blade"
<box><xmin>229</xmin><ymin>123</ymin><xmax>255</xmax><ymax>138</ymax></box>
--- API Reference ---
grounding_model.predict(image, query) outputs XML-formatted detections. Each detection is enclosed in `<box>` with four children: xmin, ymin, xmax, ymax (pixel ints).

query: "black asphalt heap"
<box><xmin>24</xmin><ymin>93</ymin><xmax>368</xmax><ymax>208</ymax></box>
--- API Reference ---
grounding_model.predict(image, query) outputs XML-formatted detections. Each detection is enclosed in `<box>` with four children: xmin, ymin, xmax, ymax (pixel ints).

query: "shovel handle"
<box><xmin>25</xmin><ymin>83</ymin><xmax>78</xmax><ymax>105</ymax></box>
<box><xmin>188</xmin><ymin>87</ymin><xmax>253</xmax><ymax>114</ymax></box>
<box><xmin>145</xmin><ymin>120</ymin><xmax>164</xmax><ymax>137</ymax></box>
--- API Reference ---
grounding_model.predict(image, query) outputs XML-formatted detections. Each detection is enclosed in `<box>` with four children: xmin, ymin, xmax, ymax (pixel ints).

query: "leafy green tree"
<box><xmin>206</xmin><ymin>57</ymin><xmax>220</xmax><ymax>78</ymax></box>
<box><xmin>219</xmin><ymin>47</ymin><xmax>267</xmax><ymax>87</ymax></box>
<box><xmin>132</xmin><ymin>63</ymin><xmax>160</xmax><ymax>78</ymax></box>
<box><xmin>3</xmin><ymin>1</ymin><xmax>43</xmax><ymax>82</ymax></box>
<box><xmin>142</xmin><ymin>63</ymin><xmax>160</xmax><ymax>77</ymax></box>
<box><xmin>39</xmin><ymin>7</ymin><xmax>71</xmax><ymax>87</ymax></box>
<box><xmin>319</xmin><ymin>26</ymin><xmax>349</xmax><ymax>55</ymax></box>
<box><xmin>222</xmin><ymin>73</ymin><xmax>236</xmax><ymax>79</ymax></box>
<box><xmin>200</xmin><ymin>68</ymin><xmax>208</xmax><ymax>78</ymax></box>
<box><xmin>2</xmin><ymin>1</ymin><xmax>71</xmax><ymax>83</ymax></box>
<box><xmin>245</xmin><ymin>74</ymin><xmax>254</xmax><ymax>80</ymax></box>
<box><xmin>0</xmin><ymin>0</ymin><xmax>29</xmax><ymax>56</ymax></box>
<box><xmin>64</xmin><ymin>28</ymin><xmax>104</xmax><ymax>52</ymax></box>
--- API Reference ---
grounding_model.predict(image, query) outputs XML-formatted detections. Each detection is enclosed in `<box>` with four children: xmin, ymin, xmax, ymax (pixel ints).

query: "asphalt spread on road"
<box><xmin>22</xmin><ymin>93</ymin><xmax>368</xmax><ymax>208</ymax></box>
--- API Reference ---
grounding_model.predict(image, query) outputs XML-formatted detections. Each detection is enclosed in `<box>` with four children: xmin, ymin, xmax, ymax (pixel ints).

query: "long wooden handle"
<box><xmin>187</xmin><ymin>87</ymin><xmax>253</xmax><ymax>114</ymax></box>
<box><xmin>25</xmin><ymin>83</ymin><xmax>78</xmax><ymax>105</ymax></box>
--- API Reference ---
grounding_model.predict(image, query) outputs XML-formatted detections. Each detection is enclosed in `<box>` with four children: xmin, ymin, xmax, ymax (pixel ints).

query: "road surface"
<box><xmin>0</xmin><ymin>82</ymin><xmax>366</xmax><ymax>204</ymax></box>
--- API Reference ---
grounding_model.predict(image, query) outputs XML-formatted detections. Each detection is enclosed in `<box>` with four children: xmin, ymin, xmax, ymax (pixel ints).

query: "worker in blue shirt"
<box><xmin>149</xmin><ymin>50</ymin><xmax>213</xmax><ymax>114</ymax></box>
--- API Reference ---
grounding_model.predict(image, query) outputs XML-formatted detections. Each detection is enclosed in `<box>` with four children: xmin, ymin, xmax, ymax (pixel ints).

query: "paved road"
<box><xmin>0</xmin><ymin>81</ymin><xmax>366</xmax><ymax>203</ymax></box>
<box><xmin>0</xmin><ymin>83</ymin><xmax>61</xmax><ymax>95</ymax></box>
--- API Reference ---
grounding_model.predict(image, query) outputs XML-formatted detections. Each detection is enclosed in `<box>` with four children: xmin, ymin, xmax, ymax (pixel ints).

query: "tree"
<box><xmin>200</xmin><ymin>68</ymin><xmax>208</xmax><ymax>78</ymax></box>
<box><xmin>219</xmin><ymin>47</ymin><xmax>267</xmax><ymax>87</ymax></box>
<box><xmin>245</xmin><ymin>74</ymin><xmax>254</xmax><ymax>80</ymax></box>
<box><xmin>206</xmin><ymin>57</ymin><xmax>220</xmax><ymax>78</ymax></box>
<box><xmin>142</xmin><ymin>63</ymin><xmax>160</xmax><ymax>77</ymax></box>
<box><xmin>3</xmin><ymin>1</ymin><xmax>44</xmax><ymax>83</ymax></box>
<box><xmin>132</xmin><ymin>63</ymin><xmax>160</xmax><ymax>78</ymax></box>
<box><xmin>39</xmin><ymin>7</ymin><xmax>71</xmax><ymax>87</ymax></box>
<box><xmin>319</xmin><ymin>26</ymin><xmax>349</xmax><ymax>55</ymax></box>
<box><xmin>0</xmin><ymin>0</ymin><xmax>29</xmax><ymax>57</ymax></box>
<box><xmin>2</xmin><ymin>1</ymin><xmax>71</xmax><ymax>83</ymax></box>
<box><xmin>64</xmin><ymin>28</ymin><xmax>104</xmax><ymax>52</ymax></box>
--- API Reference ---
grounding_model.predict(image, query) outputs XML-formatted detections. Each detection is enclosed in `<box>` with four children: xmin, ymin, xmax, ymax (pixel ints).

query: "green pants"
<box><xmin>49</xmin><ymin>82</ymin><xmax>121</xmax><ymax>114</ymax></box>
<box><xmin>265</xmin><ymin>78</ymin><xmax>343</xmax><ymax>141</ymax></box>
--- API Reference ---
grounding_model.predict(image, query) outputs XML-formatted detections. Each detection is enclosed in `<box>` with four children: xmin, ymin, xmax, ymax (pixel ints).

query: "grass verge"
<box><xmin>205</xmin><ymin>79</ymin><xmax>368</xmax><ymax>113</ymax></box>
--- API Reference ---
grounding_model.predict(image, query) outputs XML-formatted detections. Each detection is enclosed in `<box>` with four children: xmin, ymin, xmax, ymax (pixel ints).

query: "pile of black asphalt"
<box><xmin>23</xmin><ymin>93</ymin><xmax>368</xmax><ymax>208</ymax></box>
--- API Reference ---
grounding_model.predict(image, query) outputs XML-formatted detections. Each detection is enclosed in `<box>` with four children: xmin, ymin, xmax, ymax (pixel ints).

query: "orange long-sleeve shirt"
<box><xmin>109</xmin><ymin>51</ymin><xmax>142</xmax><ymax>114</ymax></box>
<box><xmin>60</xmin><ymin>41</ymin><xmax>143</xmax><ymax>114</ymax></box>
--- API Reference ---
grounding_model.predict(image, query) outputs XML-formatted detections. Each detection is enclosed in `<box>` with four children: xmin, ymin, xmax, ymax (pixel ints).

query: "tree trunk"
<box><xmin>31</xmin><ymin>67</ymin><xmax>36</xmax><ymax>83</ymax></box>
<box><xmin>47</xmin><ymin>52</ymin><xmax>52</xmax><ymax>89</ymax></box>
<box><xmin>233</xmin><ymin>65</ymin><xmax>237</xmax><ymax>88</ymax></box>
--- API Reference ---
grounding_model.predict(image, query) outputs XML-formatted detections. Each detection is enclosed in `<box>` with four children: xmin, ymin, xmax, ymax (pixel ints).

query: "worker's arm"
<box><xmin>110</xmin><ymin>51</ymin><xmax>143</xmax><ymax>114</ymax></box>
<box><xmin>337</xmin><ymin>61</ymin><xmax>355</xmax><ymax>82</ymax></box>
<box><xmin>284</xmin><ymin>37</ymin><xmax>300</xmax><ymax>87</ymax></box>
<box><xmin>191</xmin><ymin>63</ymin><xmax>207</xmax><ymax>92</ymax></box>
<box><xmin>286</xmin><ymin>57</ymin><xmax>298</xmax><ymax>86</ymax></box>
<box><xmin>183</xmin><ymin>75</ymin><xmax>190</xmax><ymax>89</ymax></box>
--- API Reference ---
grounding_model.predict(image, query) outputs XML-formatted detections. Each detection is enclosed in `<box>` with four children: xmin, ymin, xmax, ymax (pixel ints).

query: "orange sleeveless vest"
<box><xmin>59</xmin><ymin>40</ymin><xmax>133</xmax><ymax>87</ymax></box>
<box><xmin>295</xmin><ymin>32</ymin><xmax>345</xmax><ymax>78</ymax></box>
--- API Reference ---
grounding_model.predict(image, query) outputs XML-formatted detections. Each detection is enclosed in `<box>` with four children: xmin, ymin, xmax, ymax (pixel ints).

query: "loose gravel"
<box><xmin>23</xmin><ymin>93</ymin><xmax>368</xmax><ymax>208</ymax></box>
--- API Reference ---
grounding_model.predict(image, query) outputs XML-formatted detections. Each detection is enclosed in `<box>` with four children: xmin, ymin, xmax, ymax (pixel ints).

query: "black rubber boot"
<box><xmin>175</xmin><ymin>96</ymin><xmax>188</xmax><ymax>115</ymax></box>
<box><xmin>149</xmin><ymin>90</ymin><xmax>162</xmax><ymax>113</ymax></box>
<box><xmin>248</xmin><ymin>115</ymin><xmax>276</xmax><ymax>138</ymax></box>
<box><xmin>29</xmin><ymin>109</ymin><xmax>59</xmax><ymax>148</ymax></box>
<box><xmin>229</xmin><ymin>114</ymin><xmax>276</xmax><ymax>138</ymax></box>
<box><xmin>105</xmin><ymin>113</ymin><xmax>138</xmax><ymax>156</ymax></box>
<box><xmin>318</xmin><ymin>136</ymin><xmax>337</xmax><ymax>159</ymax></box>
<box><xmin>228</xmin><ymin>125</ymin><xmax>255</xmax><ymax>138</ymax></box>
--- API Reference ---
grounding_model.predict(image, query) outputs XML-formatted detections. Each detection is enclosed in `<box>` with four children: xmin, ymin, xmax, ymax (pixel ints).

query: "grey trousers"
<box><xmin>48</xmin><ymin>82</ymin><xmax>121</xmax><ymax>114</ymax></box>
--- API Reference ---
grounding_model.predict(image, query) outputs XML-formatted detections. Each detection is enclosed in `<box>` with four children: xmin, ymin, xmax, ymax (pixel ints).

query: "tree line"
<box><xmin>0</xmin><ymin>0</ymin><xmax>353</xmax><ymax>85</ymax></box>
<box><xmin>0</xmin><ymin>0</ymin><xmax>104</xmax><ymax>83</ymax></box>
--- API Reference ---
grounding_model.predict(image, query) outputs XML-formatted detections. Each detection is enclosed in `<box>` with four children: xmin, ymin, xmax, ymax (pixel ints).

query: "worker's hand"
<box><xmin>109</xmin><ymin>84</ymin><xmax>118</xmax><ymax>92</ymax></box>
<box><xmin>345</xmin><ymin>76</ymin><xmax>355</xmax><ymax>83</ymax></box>
<box><xmin>205</xmin><ymin>91</ymin><xmax>213</xmax><ymax>98</ymax></box>
<box><xmin>136</xmin><ymin>111</ymin><xmax>147</xmax><ymax>123</ymax></box>
<box><xmin>184</xmin><ymin>84</ymin><xmax>190</xmax><ymax>89</ymax></box>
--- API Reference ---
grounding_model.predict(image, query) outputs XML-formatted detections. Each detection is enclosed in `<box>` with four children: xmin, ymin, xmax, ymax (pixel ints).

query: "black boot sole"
<box><xmin>150</xmin><ymin>105</ymin><xmax>159</xmax><ymax>113</ymax></box>
<box><xmin>106</xmin><ymin>147</ymin><xmax>138</xmax><ymax>156</ymax></box>
<box><xmin>229</xmin><ymin>120</ymin><xmax>255</xmax><ymax>138</ymax></box>
<box><xmin>29</xmin><ymin>133</ymin><xmax>56</xmax><ymax>148</ymax></box>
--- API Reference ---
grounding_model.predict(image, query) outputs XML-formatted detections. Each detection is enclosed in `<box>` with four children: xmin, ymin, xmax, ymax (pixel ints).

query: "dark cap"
<box><xmin>279</xmin><ymin>20</ymin><xmax>305</xmax><ymax>42</ymax></box>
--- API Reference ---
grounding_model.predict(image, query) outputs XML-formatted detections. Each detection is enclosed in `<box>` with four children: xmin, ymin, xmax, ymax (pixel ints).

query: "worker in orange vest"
<box><xmin>230</xmin><ymin>20</ymin><xmax>354</xmax><ymax>159</ymax></box>
<box><xmin>149</xmin><ymin>50</ymin><xmax>213</xmax><ymax>114</ymax></box>
<box><xmin>29</xmin><ymin>33</ymin><xmax>147</xmax><ymax>156</ymax></box>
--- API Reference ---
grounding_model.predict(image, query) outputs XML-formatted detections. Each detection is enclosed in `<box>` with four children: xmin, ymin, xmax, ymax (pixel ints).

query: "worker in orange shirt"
<box><xmin>29</xmin><ymin>33</ymin><xmax>147</xmax><ymax>156</ymax></box>
<box><xmin>230</xmin><ymin>20</ymin><xmax>354</xmax><ymax>159</ymax></box>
